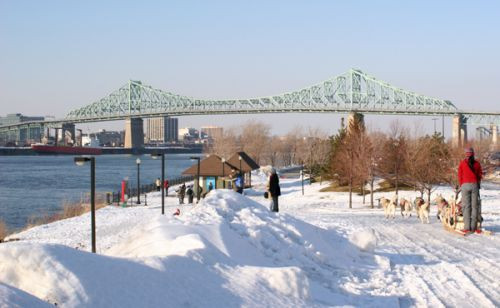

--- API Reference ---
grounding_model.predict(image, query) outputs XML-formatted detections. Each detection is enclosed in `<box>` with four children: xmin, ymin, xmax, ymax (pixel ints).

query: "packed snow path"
<box><xmin>270</xmin><ymin>180</ymin><xmax>500</xmax><ymax>308</ymax></box>
<box><xmin>1</xmin><ymin>171</ymin><xmax>499</xmax><ymax>307</ymax></box>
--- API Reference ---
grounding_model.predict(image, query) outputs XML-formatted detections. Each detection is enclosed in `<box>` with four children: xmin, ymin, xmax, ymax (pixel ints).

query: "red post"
<box><xmin>121</xmin><ymin>180</ymin><xmax>128</xmax><ymax>202</ymax></box>
<box><xmin>164</xmin><ymin>180</ymin><xmax>169</xmax><ymax>196</ymax></box>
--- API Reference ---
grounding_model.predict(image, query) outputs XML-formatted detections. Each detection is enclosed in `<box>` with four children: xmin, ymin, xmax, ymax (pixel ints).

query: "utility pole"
<box><xmin>432</xmin><ymin>118</ymin><xmax>438</xmax><ymax>134</ymax></box>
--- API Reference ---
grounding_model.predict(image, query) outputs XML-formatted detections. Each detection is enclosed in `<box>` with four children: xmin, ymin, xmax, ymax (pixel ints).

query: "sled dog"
<box><xmin>414</xmin><ymin>197</ymin><xmax>430</xmax><ymax>223</ymax></box>
<box><xmin>433</xmin><ymin>194</ymin><xmax>449</xmax><ymax>221</ymax></box>
<box><xmin>380</xmin><ymin>196</ymin><xmax>396</xmax><ymax>219</ymax></box>
<box><xmin>399</xmin><ymin>198</ymin><xmax>412</xmax><ymax>218</ymax></box>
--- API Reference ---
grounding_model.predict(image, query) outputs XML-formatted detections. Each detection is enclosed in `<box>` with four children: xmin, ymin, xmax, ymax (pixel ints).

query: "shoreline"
<box><xmin>0</xmin><ymin>146</ymin><xmax>203</xmax><ymax>156</ymax></box>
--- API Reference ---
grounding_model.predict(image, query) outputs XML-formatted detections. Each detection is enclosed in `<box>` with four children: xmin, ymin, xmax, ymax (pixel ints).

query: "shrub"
<box><xmin>0</xmin><ymin>220</ymin><xmax>8</xmax><ymax>242</ymax></box>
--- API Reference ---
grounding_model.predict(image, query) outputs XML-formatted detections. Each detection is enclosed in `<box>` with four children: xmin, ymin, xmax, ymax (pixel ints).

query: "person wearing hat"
<box><xmin>457</xmin><ymin>147</ymin><xmax>483</xmax><ymax>234</ymax></box>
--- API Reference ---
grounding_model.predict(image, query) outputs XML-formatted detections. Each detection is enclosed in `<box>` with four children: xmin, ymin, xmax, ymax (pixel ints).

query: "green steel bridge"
<box><xmin>1</xmin><ymin>69</ymin><xmax>499</xmax><ymax>146</ymax></box>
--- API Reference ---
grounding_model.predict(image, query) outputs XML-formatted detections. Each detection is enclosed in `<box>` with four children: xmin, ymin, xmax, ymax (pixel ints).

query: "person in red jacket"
<box><xmin>164</xmin><ymin>180</ymin><xmax>169</xmax><ymax>196</ymax></box>
<box><xmin>457</xmin><ymin>147</ymin><xmax>483</xmax><ymax>233</ymax></box>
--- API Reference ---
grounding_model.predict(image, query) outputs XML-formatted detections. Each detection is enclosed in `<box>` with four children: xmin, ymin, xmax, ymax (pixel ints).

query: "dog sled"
<box><xmin>440</xmin><ymin>194</ymin><xmax>493</xmax><ymax>236</ymax></box>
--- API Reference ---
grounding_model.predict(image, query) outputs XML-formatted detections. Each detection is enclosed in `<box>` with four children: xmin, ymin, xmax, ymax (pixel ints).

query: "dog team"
<box><xmin>378</xmin><ymin>194</ymin><xmax>455</xmax><ymax>224</ymax></box>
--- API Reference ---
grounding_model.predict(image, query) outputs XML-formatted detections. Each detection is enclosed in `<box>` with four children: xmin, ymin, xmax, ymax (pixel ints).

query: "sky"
<box><xmin>0</xmin><ymin>0</ymin><xmax>499</xmax><ymax>137</ymax></box>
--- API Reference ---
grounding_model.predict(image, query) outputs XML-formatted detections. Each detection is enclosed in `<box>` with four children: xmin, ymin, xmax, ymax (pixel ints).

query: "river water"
<box><xmin>0</xmin><ymin>154</ymin><xmax>201</xmax><ymax>231</ymax></box>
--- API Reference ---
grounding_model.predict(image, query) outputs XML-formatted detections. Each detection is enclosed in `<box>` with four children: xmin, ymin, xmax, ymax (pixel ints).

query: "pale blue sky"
<box><xmin>0</xmin><ymin>1</ymin><xmax>499</xmax><ymax>136</ymax></box>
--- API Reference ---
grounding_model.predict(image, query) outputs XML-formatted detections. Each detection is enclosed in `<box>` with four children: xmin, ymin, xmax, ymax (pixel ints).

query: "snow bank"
<box><xmin>0</xmin><ymin>189</ymin><xmax>376</xmax><ymax>307</ymax></box>
<box><xmin>4</xmin><ymin>170</ymin><xmax>498</xmax><ymax>307</ymax></box>
<box><xmin>349</xmin><ymin>228</ymin><xmax>378</xmax><ymax>252</ymax></box>
<box><xmin>0</xmin><ymin>283</ymin><xmax>52</xmax><ymax>308</ymax></box>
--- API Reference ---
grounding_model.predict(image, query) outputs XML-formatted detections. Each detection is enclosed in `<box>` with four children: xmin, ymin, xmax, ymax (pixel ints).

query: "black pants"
<box><xmin>271</xmin><ymin>196</ymin><xmax>279</xmax><ymax>212</ymax></box>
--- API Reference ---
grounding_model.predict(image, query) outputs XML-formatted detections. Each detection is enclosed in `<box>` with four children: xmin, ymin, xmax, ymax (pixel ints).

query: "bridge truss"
<box><xmin>66</xmin><ymin>69</ymin><xmax>477</xmax><ymax>122</ymax></box>
<box><xmin>1</xmin><ymin>69</ymin><xmax>499</xmax><ymax>135</ymax></box>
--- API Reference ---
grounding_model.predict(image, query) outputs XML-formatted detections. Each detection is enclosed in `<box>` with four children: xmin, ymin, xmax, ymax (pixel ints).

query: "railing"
<box><xmin>105</xmin><ymin>175</ymin><xmax>194</xmax><ymax>206</ymax></box>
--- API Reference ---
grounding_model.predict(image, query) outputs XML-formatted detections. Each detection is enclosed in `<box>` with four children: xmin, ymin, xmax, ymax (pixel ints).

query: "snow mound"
<box><xmin>349</xmin><ymin>228</ymin><xmax>377</xmax><ymax>252</ymax></box>
<box><xmin>0</xmin><ymin>189</ymin><xmax>383</xmax><ymax>307</ymax></box>
<box><xmin>0</xmin><ymin>283</ymin><xmax>52</xmax><ymax>308</ymax></box>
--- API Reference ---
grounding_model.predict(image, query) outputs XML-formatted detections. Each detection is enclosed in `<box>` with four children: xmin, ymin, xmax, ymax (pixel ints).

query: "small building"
<box><xmin>226</xmin><ymin>151</ymin><xmax>260</xmax><ymax>187</ymax></box>
<box><xmin>182</xmin><ymin>155</ymin><xmax>239</xmax><ymax>195</ymax></box>
<box><xmin>181</xmin><ymin>152</ymin><xmax>260</xmax><ymax>195</ymax></box>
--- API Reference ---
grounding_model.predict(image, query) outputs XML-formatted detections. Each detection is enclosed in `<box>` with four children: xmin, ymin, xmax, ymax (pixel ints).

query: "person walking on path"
<box><xmin>186</xmin><ymin>185</ymin><xmax>194</xmax><ymax>204</ymax></box>
<box><xmin>458</xmin><ymin>147</ymin><xmax>483</xmax><ymax>234</ymax></box>
<box><xmin>235</xmin><ymin>172</ymin><xmax>244</xmax><ymax>194</ymax></box>
<box><xmin>267</xmin><ymin>168</ymin><xmax>281</xmax><ymax>212</ymax></box>
<box><xmin>177</xmin><ymin>183</ymin><xmax>186</xmax><ymax>204</ymax></box>
<box><xmin>155</xmin><ymin>178</ymin><xmax>161</xmax><ymax>192</ymax></box>
<box><xmin>164</xmin><ymin>180</ymin><xmax>169</xmax><ymax>196</ymax></box>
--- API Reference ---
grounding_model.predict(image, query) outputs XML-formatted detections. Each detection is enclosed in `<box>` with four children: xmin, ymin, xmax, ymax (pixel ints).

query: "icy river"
<box><xmin>0</xmin><ymin>154</ymin><xmax>201</xmax><ymax>231</ymax></box>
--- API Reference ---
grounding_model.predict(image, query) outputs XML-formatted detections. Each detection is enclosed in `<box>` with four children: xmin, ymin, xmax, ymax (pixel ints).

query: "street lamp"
<box><xmin>301</xmin><ymin>165</ymin><xmax>304</xmax><ymax>195</ymax></box>
<box><xmin>239</xmin><ymin>155</ymin><xmax>243</xmax><ymax>191</ymax></box>
<box><xmin>190</xmin><ymin>156</ymin><xmax>201</xmax><ymax>203</ymax></box>
<box><xmin>74</xmin><ymin>156</ymin><xmax>96</xmax><ymax>253</ymax></box>
<box><xmin>151</xmin><ymin>152</ymin><xmax>165</xmax><ymax>215</ymax></box>
<box><xmin>136</xmin><ymin>158</ymin><xmax>141</xmax><ymax>205</ymax></box>
<box><xmin>432</xmin><ymin>118</ymin><xmax>438</xmax><ymax>134</ymax></box>
<box><xmin>221</xmin><ymin>158</ymin><xmax>226</xmax><ymax>188</ymax></box>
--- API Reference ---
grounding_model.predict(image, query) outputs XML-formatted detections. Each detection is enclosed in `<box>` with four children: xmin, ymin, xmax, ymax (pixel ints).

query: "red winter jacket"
<box><xmin>458</xmin><ymin>159</ymin><xmax>482</xmax><ymax>186</ymax></box>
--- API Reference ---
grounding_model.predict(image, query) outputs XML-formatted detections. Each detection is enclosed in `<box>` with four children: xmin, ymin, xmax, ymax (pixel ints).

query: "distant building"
<box><xmin>200</xmin><ymin>126</ymin><xmax>223</xmax><ymax>140</ymax></box>
<box><xmin>0</xmin><ymin>113</ymin><xmax>45</xmax><ymax>146</ymax></box>
<box><xmin>89</xmin><ymin>129</ymin><xmax>124</xmax><ymax>147</ymax></box>
<box><xmin>179</xmin><ymin>127</ymin><xmax>199</xmax><ymax>141</ymax></box>
<box><xmin>146</xmin><ymin>117</ymin><xmax>178</xmax><ymax>143</ymax></box>
<box><xmin>81</xmin><ymin>135</ymin><xmax>100</xmax><ymax>147</ymax></box>
<box><xmin>0</xmin><ymin>113</ymin><xmax>45</xmax><ymax>126</ymax></box>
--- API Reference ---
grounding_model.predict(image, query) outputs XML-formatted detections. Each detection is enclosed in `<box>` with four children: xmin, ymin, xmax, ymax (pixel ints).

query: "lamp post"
<box><xmin>136</xmin><ymin>158</ymin><xmax>141</xmax><ymax>204</ymax></box>
<box><xmin>221</xmin><ymin>158</ymin><xmax>226</xmax><ymax>188</ymax></box>
<box><xmin>301</xmin><ymin>165</ymin><xmax>304</xmax><ymax>195</ymax></box>
<box><xmin>74</xmin><ymin>156</ymin><xmax>96</xmax><ymax>253</ymax></box>
<box><xmin>432</xmin><ymin>118</ymin><xmax>438</xmax><ymax>134</ymax></box>
<box><xmin>190</xmin><ymin>156</ymin><xmax>201</xmax><ymax>202</ymax></box>
<box><xmin>151</xmin><ymin>152</ymin><xmax>165</xmax><ymax>215</ymax></box>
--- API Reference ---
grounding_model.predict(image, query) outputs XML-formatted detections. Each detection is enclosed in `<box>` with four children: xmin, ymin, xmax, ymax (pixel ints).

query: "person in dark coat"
<box><xmin>457</xmin><ymin>147</ymin><xmax>483</xmax><ymax>234</ymax></box>
<box><xmin>267</xmin><ymin>168</ymin><xmax>281</xmax><ymax>212</ymax></box>
<box><xmin>186</xmin><ymin>185</ymin><xmax>194</xmax><ymax>204</ymax></box>
<box><xmin>178</xmin><ymin>183</ymin><xmax>186</xmax><ymax>204</ymax></box>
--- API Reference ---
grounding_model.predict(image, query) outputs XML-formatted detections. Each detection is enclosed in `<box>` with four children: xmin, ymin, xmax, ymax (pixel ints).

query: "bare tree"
<box><xmin>280</xmin><ymin>126</ymin><xmax>303</xmax><ymax>166</ymax></box>
<box><xmin>378</xmin><ymin>121</ymin><xmax>409</xmax><ymax>200</ymax></box>
<box><xmin>298</xmin><ymin>127</ymin><xmax>331</xmax><ymax>180</ymax></box>
<box><xmin>240</xmin><ymin>120</ymin><xmax>271</xmax><ymax>165</ymax></box>
<box><xmin>266</xmin><ymin>135</ymin><xmax>283</xmax><ymax>166</ymax></box>
<box><xmin>206</xmin><ymin>128</ymin><xmax>239</xmax><ymax>159</ymax></box>
<box><xmin>367</xmin><ymin>131</ymin><xmax>386</xmax><ymax>208</ymax></box>
<box><xmin>406</xmin><ymin>133</ymin><xmax>449</xmax><ymax>205</ymax></box>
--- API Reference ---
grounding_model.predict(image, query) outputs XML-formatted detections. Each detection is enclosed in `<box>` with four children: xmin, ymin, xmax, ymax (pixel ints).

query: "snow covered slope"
<box><xmin>1</xmin><ymin>173</ymin><xmax>499</xmax><ymax>307</ymax></box>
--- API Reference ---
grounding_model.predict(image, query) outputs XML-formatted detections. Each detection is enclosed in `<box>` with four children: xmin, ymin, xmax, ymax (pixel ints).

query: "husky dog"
<box><xmin>399</xmin><ymin>198</ymin><xmax>412</xmax><ymax>218</ymax></box>
<box><xmin>414</xmin><ymin>197</ymin><xmax>430</xmax><ymax>223</ymax></box>
<box><xmin>380</xmin><ymin>196</ymin><xmax>396</xmax><ymax>219</ymax></box>
<box><xmin>433</xmin><ymin>194</ymin><xmax>449</xmax><ymax>221</ymax></box>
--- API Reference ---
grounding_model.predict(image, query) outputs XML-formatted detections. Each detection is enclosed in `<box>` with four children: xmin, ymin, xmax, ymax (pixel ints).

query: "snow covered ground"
<box><xmin>1</xmin><ymin>170</ymin><xmax>499</xmax><ymax>307</ymax></box>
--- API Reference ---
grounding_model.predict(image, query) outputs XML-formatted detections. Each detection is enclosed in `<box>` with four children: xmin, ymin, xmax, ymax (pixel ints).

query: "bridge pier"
<box><xmin>124</xmin><ymin>118</ymin><xmax>144</xmax><ymax>149</ymax></box>
<box><xmin>347</xmin><ymin>112</ymin><xmax>365</xmax><ymax>133</ymax></box>
<box><xmin>452</xmin><ymin>114</ymin><xmax>467</xmax><ymax>148</ymax></box>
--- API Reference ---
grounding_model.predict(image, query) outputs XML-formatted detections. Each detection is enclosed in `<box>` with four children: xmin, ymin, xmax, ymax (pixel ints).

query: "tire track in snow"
<box><xmin>289</xmin><ymin>207</ymin><xmax>499</xmax><ymax>307</ymax></box>
<box><xmin>377</xmin><ymin>224</ymin><xmax>498</xmax><ymax>307</ymax></box>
